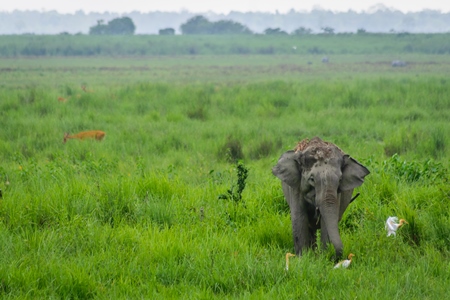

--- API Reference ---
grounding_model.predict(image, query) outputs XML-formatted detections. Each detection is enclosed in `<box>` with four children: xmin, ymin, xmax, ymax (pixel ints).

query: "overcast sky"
<box><xmin>1</xmin><ymin>0</ymin><xmax>449</xmax><ymax>14</ymax></box>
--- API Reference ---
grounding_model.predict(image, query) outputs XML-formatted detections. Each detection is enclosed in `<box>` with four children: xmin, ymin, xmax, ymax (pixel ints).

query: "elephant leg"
<box><xmin>282</xmin><ymin>183</ymin><xmax>311</xmax><ymax>255</ymax></box>
<box><xmin>290</xmin><ymin>206</ymin><xmax>311</xmax><ymax>255</ymax></box>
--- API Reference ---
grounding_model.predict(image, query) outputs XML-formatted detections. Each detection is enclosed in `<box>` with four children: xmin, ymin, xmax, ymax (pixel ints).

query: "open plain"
<box><xmin>0</xmin><ymin>34</ymin><xmax>449</xmax><ymax>298</ymax></box>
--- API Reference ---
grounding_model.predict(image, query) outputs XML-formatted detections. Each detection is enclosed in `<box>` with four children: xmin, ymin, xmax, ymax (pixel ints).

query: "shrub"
<box><xmin>218</xmin><ymin>161</ymin><xmax>249</xmax><ymax>204</ymax></box>
<box><xmin>219</xmin><ymin>136</ymin><xmax>244</xmax><ymax>162</ymax></box>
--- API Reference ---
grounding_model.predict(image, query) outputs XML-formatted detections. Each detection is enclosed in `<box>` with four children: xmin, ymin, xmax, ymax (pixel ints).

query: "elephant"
<box><xmin>391</xmin><ymin>60</ymin><xmax>407</xmax><ymax>67</ymax></box>
<box><xmin>272</xmin><ymin>137</ymin><xmax>370</xmax><ymax>259</ymax></box>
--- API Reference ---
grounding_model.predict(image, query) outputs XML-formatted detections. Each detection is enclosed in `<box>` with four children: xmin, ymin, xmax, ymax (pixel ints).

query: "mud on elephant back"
<box><xmin>272</xmin><ymin>137</ymin><xmax>370</xmax><ymax>260</ymax></box>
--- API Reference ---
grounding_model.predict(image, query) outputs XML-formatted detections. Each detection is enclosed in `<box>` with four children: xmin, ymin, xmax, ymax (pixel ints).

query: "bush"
<box><xmin>159</xmin><ymin>28</ymin><xmax>175</xmax><ymax>35</ymax></box>
<box><xmin>219</xmin><ymin>136</ymin><xmax>244</xmax><ymax>162</ymax></box>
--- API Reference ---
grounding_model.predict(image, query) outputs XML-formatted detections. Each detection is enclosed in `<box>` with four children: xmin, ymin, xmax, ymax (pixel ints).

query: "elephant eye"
<box><xmin>308</xmin><ymin>176</ymin><xmax>315</xmax><ymax>186</ymax></box>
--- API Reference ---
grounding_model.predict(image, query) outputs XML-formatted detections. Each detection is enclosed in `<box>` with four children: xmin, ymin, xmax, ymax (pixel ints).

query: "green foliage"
<box><xmin>218</xmin><ymin>162</ymin><xmax>249</xmax><ymax>204</ymax></box>
<box><xmin>249</xmin><ymin>139</ymin><xmax>280</xmax><ymax>159</ymax></box>
<box><xmin>384</xmin><ymin>125</ymin><xmax>447</xmax><ymax>159</ymax></box>
<box><xmin>373</xmin><ymin>154</ymin><xmax>448</xmax><ymax>184</ymax></box>
<box><xmin>89</xmin><ymin>17</ymin><xmax>135</xmax><ymax>35</ymax></box>
<box><xmin>219</xmin><ymin>136</ymin><xmax>244</xmax><ymax>163</ymax></box>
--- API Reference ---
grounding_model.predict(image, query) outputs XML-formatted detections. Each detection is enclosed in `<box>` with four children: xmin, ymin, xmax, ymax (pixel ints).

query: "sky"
<box><xmin>1</xmin><ymin>0</ymin><xmax>449</xmax><ymax>14</ymax></box>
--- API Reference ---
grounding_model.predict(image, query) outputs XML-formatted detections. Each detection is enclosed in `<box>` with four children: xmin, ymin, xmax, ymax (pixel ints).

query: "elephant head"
<box><xmin>272</xmin><ymin>137</ymin><xmax>370</xmax><ymax>259</ymax></box>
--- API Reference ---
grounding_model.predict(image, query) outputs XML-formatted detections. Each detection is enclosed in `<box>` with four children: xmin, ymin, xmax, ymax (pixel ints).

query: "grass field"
<box><xmin>0</xmin><ymin>52</ymin><xmax>449</xmax><ymax>298</ymax></box>
<box><xmin>1</xmin><ymin>34</ymin><xmax>450</xmax><ymax>57</ymax></box>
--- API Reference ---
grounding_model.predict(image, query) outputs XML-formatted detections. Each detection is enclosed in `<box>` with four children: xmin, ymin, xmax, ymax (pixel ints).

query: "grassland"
<box><xmin>1</xmin><ymin>33</ymin><xmax>450</xmax><ymax>57</ymax></box>
<box><xmin>0</xmin><ymin>49</ymin><xmax>449</xmax><ymax>298</ymax></box>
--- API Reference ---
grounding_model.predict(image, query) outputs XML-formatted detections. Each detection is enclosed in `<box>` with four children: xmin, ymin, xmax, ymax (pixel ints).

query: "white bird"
<box><xmin>334</xmin><ymin>253</ymin><xmax>355</xmax><ymax>269</ymax></box>
<box><xmin>385</xmin><ymin>216</ymin><xmax>408</xmax><ymax>237</ymax></box>
<box><xmin>285</xmin><ymin>252</ymin><xmax>296</xmax><ymax>271</ymax></box>
<box><xmin>292</xmin><ymin>46</ymin><xmax>297</xmax><ymax>50</ymax></box>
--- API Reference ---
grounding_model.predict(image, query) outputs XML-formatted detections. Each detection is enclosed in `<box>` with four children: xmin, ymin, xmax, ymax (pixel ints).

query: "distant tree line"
<box><xmin>87</xmin><ymin>15</ymin><xmax>322</xmax><ymax>36</ymax></box>
<box><xmin>88</xmin><ymin>15</ymin><xmax>389</xmax><ymax>36</ymax></box>
<box><xmin>2</xmin><ymin>8</ymin><xmax>450</xmax><ymax>35</ymax></box>
<box><xmin>178</xmin><ymin>16</ymin><xmax>339</xmax><ymax>36</ymax></box>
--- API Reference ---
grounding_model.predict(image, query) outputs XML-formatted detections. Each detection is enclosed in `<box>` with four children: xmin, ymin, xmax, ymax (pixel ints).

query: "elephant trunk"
<box><xmin>316</xmin><ymin>184</ymin><xmax>343</xmax><ymax>259</ymax></box>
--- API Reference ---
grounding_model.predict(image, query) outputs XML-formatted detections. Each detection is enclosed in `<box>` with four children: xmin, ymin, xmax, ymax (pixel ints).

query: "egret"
<box><xmin>285</xmin><ymin>252</ymin><xmax>296</xmax><ymax>271</ymax></box>
<box><xmin>334</xmin><ymin>253</ymin><xmax>355</xmax><ymax>269</ymax></box>
<box><xmin>385</xmin><ymin>216</ymin><xmax>408</xmax><ymax>237</ymax></box>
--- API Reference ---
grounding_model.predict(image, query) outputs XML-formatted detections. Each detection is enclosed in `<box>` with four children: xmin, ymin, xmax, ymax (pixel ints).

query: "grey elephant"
<box><xmin>391</xmin><ymin>60</ymin><xmax>407</xmax><ymax>67</ymax></box>
<box><xmin>272</xmin><ymin>137</ymin><xmax>370</xmax><ymax>258</ymax></box>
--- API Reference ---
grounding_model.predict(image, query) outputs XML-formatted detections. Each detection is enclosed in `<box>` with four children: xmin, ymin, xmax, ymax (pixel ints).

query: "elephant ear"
<box><xmin>340</xmin><ymin>155</ymin><xmax>370</xmax><ymax>191</ymax></box>
<box><xmin>272</xmin><ymin>150</ymin><xmax>302</xmax><ymax>187</ymax></box>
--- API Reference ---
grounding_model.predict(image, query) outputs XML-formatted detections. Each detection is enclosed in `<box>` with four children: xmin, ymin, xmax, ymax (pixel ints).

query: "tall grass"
<box><xmin>0</xmin><ymin>56</ymin><xmax>448</xmax><ymax>298</ymax></box>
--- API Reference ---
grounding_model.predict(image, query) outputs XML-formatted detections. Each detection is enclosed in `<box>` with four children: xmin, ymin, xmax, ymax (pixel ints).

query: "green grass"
<box><xmin>1</xmin><ymin>33</ymin><xmax>450</xmax><ymax>57</ymax></box>
<box><xmin>0</xmin><ymin>53</ymin><xmax>449</xmax><ymax>298</ymax></box>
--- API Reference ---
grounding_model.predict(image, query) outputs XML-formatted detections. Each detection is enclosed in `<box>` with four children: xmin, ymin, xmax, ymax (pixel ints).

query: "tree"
<box><xmin>292</xmin><ymin>26</ymin><xmax>312</xmax><ymax>35</ymax></box>
<box><xmin>180</xmin><ymin>16</ymin><xmax>212</xmax><ymax>34</ymax></box>
<box><xmin>357</xmin><ymin>28</ymin><xmax>367</xmax><ymax>34</ymax></box>
<box><xmin>89</xmin><ymin>17</ymin><xmax>135</xmax><ymax>35</ymax></box>
<box><xmin>107</xmin><ymin>17</ymin><xmax>135</xmax><ymax>35</ymax></box>
<box><xmin>210</xmin><ymin>20</ymin><xmax>252</xmax><ymax>34</ymax></box>
<box><xmin>180</xmin><ymin>16</ymin><xmax>252</xmax><ymax>35</ymax></box>
<box><xmin>89</xmin><ymin>20</ymin><xmax>108</xmax><ymax>35</ymax></box>
<box><xmin>264</xmin><ymin>28</ymin><xmax>288</xmax><ymax>35</ymax></box>
<box><xmin>320</xmin><ymin>26</ymin><xmax>335</xmax><ymax>35</ymax></box>
<box><xmin>159</xmin><ymin>28</ymin><xmax>175</xmax><ymax>35</ymax></box>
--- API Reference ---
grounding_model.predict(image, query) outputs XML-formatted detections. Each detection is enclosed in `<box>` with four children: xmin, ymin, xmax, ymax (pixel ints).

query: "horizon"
<box><xmin>0</xmin><ymin>1</ymin><xmax>449</xmax><ymax>14</ymax></box>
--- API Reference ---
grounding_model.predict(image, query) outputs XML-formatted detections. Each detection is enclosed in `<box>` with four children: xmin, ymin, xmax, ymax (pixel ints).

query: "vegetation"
<box><xmin>0</xmin><ymin>48</ymin><xmax>449</xmax><ymax>298</ymax></box>
<box><xmin>159</xmin><ymin>28</ymin><xmax>175</xmax><ymax>35</ymax></box>
<box><xmin>292</xmin><ymin>26</ymin><xmax>313</xmax><ymax>35</ymax></box>
<box><xmin>180</xmin><ymin>16</ymin><xmax>252</xmax><ymax>35</ymax></box>
<box><xmin>2</xmin><ymin>8</ymin><xmax>450</xmax><ymax>35</ymax></box>
<box><xmin>1</xmin><ymin>33</ymin><xmax>450</xmax><ymax>57</ymax></box>
<box><xmin>264</xmin><ymin>28</ymin><xmax>288</xmax><ymax>35</ymax></box>
<box><xmin>89</xmin><ymin>17</ymin><xmax>136</xmax><ymax>35</ymax></box>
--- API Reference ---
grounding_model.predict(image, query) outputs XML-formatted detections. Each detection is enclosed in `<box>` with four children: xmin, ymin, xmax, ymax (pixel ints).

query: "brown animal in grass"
<box><xmin>63</xmin><ymin>130</ymin><xmax>106</xmax><ymax>143</ymax></box>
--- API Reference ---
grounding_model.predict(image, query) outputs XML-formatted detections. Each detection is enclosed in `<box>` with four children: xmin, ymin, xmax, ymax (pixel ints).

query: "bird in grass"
<box><xmin>285</xmin><ymin>252</ymin><xmax>296</xmax><ymax>271</ymax></box>
<box><xmin>334</xmin><ymin>253</ymin><xmax>355</xmax><ymax>269</ymax></box>
<box><xmin>385</xmin><ymin>216</ymin><xmax>408</xmax><ymax>237</ymax></box>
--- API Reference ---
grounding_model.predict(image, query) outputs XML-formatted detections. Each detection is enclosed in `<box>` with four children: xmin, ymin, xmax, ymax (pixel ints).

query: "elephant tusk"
<box><xmin>315</xmin><ymin>207</ymin><xmax>321</xmax><ymax>225</ymax></box>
